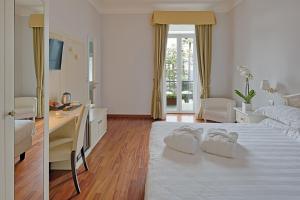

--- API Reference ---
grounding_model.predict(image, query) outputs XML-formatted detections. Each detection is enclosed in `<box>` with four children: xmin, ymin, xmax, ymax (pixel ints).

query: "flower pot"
<box><xmin>167</xmin><ymin>97</ymin><xmax>177</xmax><ymax>106</ymax></box>
<box><xmin>242</xmin><ymin>102</ymin><xmax>252</xmax><ymax>112</ymax></box>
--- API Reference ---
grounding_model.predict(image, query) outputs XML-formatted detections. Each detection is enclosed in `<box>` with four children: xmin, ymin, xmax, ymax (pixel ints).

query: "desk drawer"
<box><xmin>90</xmin><ymin>118</ymin><xmax>107</xmax><ymax>147</ymax></box>
<box><xmin>99</xmin><ymin>116</ymin><xmax>107</xmax><ymax>138</ymax></box>
<box><xmin>90</xmin><ymin>121</ymin><xmax>99</xmax><ymax>147</ymax></box>
<box><xmin>89</xmin><ymin>108</ymin><xmax>108</xmax><ymax>148</ymax></box>
<box><xmin>236</xmin><ymin>111</ymin><xmax>248</xmax><ymax>123</ymax></box>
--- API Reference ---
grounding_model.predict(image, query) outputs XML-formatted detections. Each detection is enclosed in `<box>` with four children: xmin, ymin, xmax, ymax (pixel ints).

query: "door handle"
<box><xmin>8</xmin><ymin>111</ymin><xmax>15</xmax><ymax>117</ymax></box>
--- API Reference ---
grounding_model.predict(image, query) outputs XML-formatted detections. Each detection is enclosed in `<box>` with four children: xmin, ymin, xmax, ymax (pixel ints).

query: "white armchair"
<box><xmin>15</xmin><ymin>97</ymin><xmax>37</xmax><ymax>121</ymax></box>
<box><xmin>202</xmin><ymin>98</ymin><xmax>236</xmax><ymax>123</ymax></box>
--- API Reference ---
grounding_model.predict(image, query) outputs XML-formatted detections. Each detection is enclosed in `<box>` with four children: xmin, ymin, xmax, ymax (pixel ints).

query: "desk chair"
<box><xmin>49</xmin><ymin>104</ymin><xmax>89</xmax><ymax>194</ymax></box>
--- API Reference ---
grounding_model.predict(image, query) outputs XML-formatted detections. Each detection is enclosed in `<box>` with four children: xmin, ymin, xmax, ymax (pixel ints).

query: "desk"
<box><xmin>49</xmin><ymin>107</ymin><xmax>82</xmax><ymax>134</ymax></box>
<box><xmin>49</xmin><ymin>106</ymin><xmax>107</xmax><ymax>170</ymax></box>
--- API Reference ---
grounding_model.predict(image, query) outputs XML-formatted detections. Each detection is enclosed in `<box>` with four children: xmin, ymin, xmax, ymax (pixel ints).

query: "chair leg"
<box><xmin>20</xmin><ymin>152</ymin><xmax>26</xmax><ymax>161</ymax></box>
<box><xmin>81</xmin><ymin>148</ymin><xmax>89</xmax><ymax>171</ymax></box>
<box><xmin>71</xmin><ymin>151</ymin><xmax>81</xmax><ymax>194</ymax></box>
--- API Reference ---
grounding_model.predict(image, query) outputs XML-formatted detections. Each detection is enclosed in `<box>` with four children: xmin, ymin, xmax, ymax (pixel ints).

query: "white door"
<box><xmin>0</xmin><ymin>0</ymin><xmax>15</xmax><ymax>199</ymax></box>
<box><xmin>165</xmin><ymin>34</ymin><xmax>198</xmax><ymax>113</ymax></box>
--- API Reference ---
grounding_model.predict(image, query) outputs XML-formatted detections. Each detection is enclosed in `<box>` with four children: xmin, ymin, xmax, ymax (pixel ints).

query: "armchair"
<box><xmin>15</xmin><ymin>97</ymin><xmax>37</xmax><ymax>121</ymax></box>
<box><xmin>202</xmin><ymin>98</ymin><xmax>236</xmax><ymax>123</ymax></box>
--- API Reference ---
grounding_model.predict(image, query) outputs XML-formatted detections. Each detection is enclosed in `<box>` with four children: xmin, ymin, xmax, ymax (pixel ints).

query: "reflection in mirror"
<box><xmin>88</xmin><ymin>38</ymin><xmax>97</xmax><ymax>104</ymax></box>
<box><xmin>14</xmin><ymin>0</ymin><xmax>44</xmax><ymax>199</ymax></box>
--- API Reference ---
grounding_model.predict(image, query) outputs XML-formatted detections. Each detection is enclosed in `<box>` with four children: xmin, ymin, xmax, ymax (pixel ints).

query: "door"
<box><xmin>165</xmin><ymin>34</ymin><xmax>197</xmax><ymax>113</ymax></box>
<box><xmin>0</xmin><ymin>0</ymin><xmax>15</xmax><ymax>199</ymax></box>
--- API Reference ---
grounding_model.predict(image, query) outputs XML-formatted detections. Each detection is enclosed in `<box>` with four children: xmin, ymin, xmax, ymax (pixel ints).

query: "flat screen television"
<box><xmin>49</xmin><ymin>38</ymin><xmax>64</xmax><ymax>70</ymax></box>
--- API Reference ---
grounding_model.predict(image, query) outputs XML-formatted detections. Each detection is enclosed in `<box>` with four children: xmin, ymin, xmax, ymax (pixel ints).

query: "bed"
<box><xmin>15</xmin><ymin>120</ymin><xmax>35</xmax><ymax>161</ymax></box>
<box><xmin>145</xmin><ymin>95</ymin><xmax>300</xmax><ymax>200</ymax></box>
<box><xmin>146</xmin><ymin>122</ymin><xmax>300</xmax><ymax>200</ymax></box>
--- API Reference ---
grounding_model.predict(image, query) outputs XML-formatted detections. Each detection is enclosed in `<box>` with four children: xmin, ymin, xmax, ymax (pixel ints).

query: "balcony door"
<box><xmin>165</xmin><ymin>30</ymin><xmax>198</xmax><ymax>113</ymax></box>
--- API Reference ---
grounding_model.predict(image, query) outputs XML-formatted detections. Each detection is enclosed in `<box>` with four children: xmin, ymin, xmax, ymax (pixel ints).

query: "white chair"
<box><xmin>49</xmin><ymin>105</ymin><xmax>89</xmax><ymax>194</ymax></box>
<box><xmin>202</xmin><ymin>98</ymin><xmax>236</xmax><ymax>123</ymax></box>
<box><xmin>15</xmin><ymin>97</ymin><xmax>37</xmax><ymax>121</ymax></box>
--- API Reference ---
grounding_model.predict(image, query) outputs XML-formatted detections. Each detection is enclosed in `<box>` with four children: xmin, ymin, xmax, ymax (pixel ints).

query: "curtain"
<box><xmin>195</xmin><ymin>25</ymin><xmax>212</xmax><ymax>119</ymax></box>
<box><xmin>33</xmin><ymin>27</ymin><xmax>44</xmax><ymax>118</ymax></box>
<box><xmin>151</xmin><ymin>24</ymin><xmax>169</xmax><ymax>120</ymax></box>
<box><xmin>152</xmin><ymin>11</ymin><xmax>216</xmax><ymax>25</ymax></box>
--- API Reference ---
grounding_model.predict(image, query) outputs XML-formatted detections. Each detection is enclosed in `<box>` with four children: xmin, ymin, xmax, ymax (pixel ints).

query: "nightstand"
<box><xmin>233</xmin><ymin>107</ymin><xmax>266</xmax><ymax>123</ymax></box>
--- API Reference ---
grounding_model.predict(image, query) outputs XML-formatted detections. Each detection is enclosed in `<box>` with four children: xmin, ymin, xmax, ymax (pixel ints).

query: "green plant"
<box><xmin>235</xmin><ymin>89</ymin><xmax>256</xmax><ymax>104</ymax></box>
<box><xmin>167</xmin><ymin>94</ymin><xmax>176</xmax><ymax>99</ymax></box>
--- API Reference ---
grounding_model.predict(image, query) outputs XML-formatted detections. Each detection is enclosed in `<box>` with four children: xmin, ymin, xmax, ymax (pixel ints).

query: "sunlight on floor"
<box><xmin>166</xmin><ymin>114</ymin><xmax>201</xmax><ymax>123</ymax></box>
<box><xmin>167</xmin><ymin>100</ymin><xmax>194</xmax><ymax>112</ymax></box>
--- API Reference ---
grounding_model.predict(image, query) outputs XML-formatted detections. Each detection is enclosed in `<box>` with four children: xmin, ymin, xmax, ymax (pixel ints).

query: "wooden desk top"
<box><xmin>49</xmin><ymin>107</ymin><xmax>82</xmax><ymax>134</ymax></box>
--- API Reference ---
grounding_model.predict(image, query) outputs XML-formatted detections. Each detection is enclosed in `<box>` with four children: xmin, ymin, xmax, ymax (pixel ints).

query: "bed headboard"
<box><xmin>282</xmin><ymin>93</ymin><xmax>300</xmax><ymax>108</ymax></box>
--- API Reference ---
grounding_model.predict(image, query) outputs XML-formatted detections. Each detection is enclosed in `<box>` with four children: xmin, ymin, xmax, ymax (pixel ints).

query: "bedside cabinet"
<box><xmin>89</xmin><ymin>108</ymin><xmax>107</xmax><ymax>149</ymax></box>
<box><xmin>233</xmin><ymin>107</ymin><xmax>266</xmax><ymax>123</ymax></box>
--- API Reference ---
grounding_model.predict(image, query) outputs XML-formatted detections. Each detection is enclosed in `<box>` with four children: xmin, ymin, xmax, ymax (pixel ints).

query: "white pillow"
<box><xmin>255</xmin><ymin>105</ymin><xmax>300</xmax><ymax>129</ymax></box>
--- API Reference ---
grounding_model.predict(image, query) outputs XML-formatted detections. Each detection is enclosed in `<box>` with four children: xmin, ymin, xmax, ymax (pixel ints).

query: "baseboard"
<box><xmin>108</xmin><ymin>114</ymin><xmax>152</xmax><ymax>119</ymax></box>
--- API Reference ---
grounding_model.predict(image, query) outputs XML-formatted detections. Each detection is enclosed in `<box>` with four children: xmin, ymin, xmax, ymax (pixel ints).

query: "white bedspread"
<box><xmin>145</xmin><ymin>122</ymin><xmax>300</xmax><ymax>200</ymax></box>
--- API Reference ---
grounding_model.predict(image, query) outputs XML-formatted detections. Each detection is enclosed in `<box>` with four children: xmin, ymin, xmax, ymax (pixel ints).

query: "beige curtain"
<box><xmin>195</xmin><ymin>25</ymin><xmax>212</xmax><ymax>119</ymax></box>
<box><xmin>33</xmin><ymin>27</ymin><xmax>44</xmax><ymax>118</ymax></box>
<box><xmin>151</xmin><ymin>24</ymin><xmax>169</xmax><ymax>120</ymax></box>
<box><xmin>152</xmin><ymin>11</ymin><xmax>216</xmax><ymax>25</ymax></box>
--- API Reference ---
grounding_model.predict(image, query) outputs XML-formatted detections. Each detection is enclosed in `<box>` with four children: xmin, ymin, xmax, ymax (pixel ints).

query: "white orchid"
<box><xmin>236</xmin><ymin>65</ymin><xmax>255</xmax><ymax>97</ymax></box>
<box><xmin>237</xmin><ymin>65</ymin><xmax>253</xmax><ymax>80</ymax></box>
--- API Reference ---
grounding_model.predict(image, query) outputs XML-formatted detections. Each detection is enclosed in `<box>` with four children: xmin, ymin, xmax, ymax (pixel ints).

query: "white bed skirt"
<box><xmin>15</xmin><ymin>120</ymin><xmax>34</xmax><ymax>156</ymax></box>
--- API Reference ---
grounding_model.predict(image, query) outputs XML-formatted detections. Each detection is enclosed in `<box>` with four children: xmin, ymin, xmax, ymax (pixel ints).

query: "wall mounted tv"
<box><xmin>49</xmin><ymin>38</ymin><xmax>64</xmax><ymax>70</ymax></box>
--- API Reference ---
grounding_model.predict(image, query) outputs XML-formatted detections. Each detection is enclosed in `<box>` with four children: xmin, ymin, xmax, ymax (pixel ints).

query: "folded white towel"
<box><xmin>201</xmin><ymin>128</ymin><xmax>239</xmax><ymax>158</ymax></box>
<box><xmin>164</xmin><ymin>126</ymin><xmax>203</xmax><ymax>154</ymax></box>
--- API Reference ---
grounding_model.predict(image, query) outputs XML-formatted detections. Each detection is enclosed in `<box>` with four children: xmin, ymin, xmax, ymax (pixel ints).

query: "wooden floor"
<box><xmin>15</xmin><ymin>119</ymin><xmax>44</xmax><ymax>200</ymax></box>
<box><xmin>50</xmin><ymin>118</ymin><xmax>152</xmax><ymax>200</ymax></box>
<box><xmin>15</xmin><ymin>114</ymin><xmax>200</xmax><ymax>200</ymax></box>
<box><xmin>50</xmin><ymin>114</ymin><xmax>200</xmax><ymax>200</ymax></box>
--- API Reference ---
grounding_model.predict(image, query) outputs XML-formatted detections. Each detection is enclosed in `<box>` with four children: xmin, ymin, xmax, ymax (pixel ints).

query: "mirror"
<box><xmin>14</xmin><ymin>0</ymin><xmax>44</xmax><ymax>199</ymax></box>
<box><xmin>48</xmin><ymin>32</ymin><xmax>92</xmax><ymax>198</ymax></box>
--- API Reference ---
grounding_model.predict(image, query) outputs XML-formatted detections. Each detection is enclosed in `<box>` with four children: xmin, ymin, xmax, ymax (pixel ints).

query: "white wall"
<box><xmin>100</xmin><ymin>13</ymin><xmax>232</xmax><ymax>115</ymax></box>
<box><xmin>49</xmin><ymin>0</ymin><xmax>102</xmax><ymax>105</ymax></box>
<box><xmin>48</xmin><ymin>33</ymin><xmax>88</xmax><ymax>104</ymax></box>
<box><xmin>230</xmin><ymin>0</ymin><xmax>300</xmax><ymax>107</ymax></box>
<box><xmin>211</xmin><ymin>13</ymin><xmax>233</xmax><ymax>98</ymax></box>
<box><xmin>14</xmin><ymin>15</ymin><xmax>36</xmax><ymax>97</ymax></box>
<box><xmin>100</xmin><ymin>14</ymin><xmax>154</xmax><ymax>115</ymax></box>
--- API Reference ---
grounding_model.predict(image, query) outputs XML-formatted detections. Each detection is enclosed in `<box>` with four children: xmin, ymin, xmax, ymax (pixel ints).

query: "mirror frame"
<box><xmin>42</xmin><ymin>0</ymin><xmax>49</xmax><ymax>199</ymax></box>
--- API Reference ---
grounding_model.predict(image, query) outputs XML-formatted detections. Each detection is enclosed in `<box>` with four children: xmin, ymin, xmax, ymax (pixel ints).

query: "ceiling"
<box><xmin>15</xmin><ymin>0</ymin><xmax>43</xmax><ymax>16</ymax></box>
<box><xmin>15</xmin><ymin>0</ymin><xmax>42</xmax><ymax>7</ymax></box>
<box><xmin>89</xmin><ymin>0</ymin><xmax>243</xmax><ymax>14</ymax></box>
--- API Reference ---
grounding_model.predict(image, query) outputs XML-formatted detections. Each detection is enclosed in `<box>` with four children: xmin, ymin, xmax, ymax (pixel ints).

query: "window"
<box><xmin>165</xmin><ymin>25</ymin><xmax>198</xmax><ymax>113</ymax></box>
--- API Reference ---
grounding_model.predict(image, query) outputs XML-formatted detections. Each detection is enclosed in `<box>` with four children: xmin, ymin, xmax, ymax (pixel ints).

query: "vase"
<box><xmin>242</xmin><ymin>102</ymin><xmax>252</xmax><ymax>112</ymax></box>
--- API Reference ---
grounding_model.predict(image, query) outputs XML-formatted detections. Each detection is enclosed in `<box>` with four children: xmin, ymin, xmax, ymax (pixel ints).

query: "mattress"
<box><xmin>145</xmin><ymin>122</ymin><xmax>300</xmax><ymax>200</ymax></box>
<box><xmin>15</xmin><ymin>120</ymin><xmax>35</xmax><ymax>144</ymax></box>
